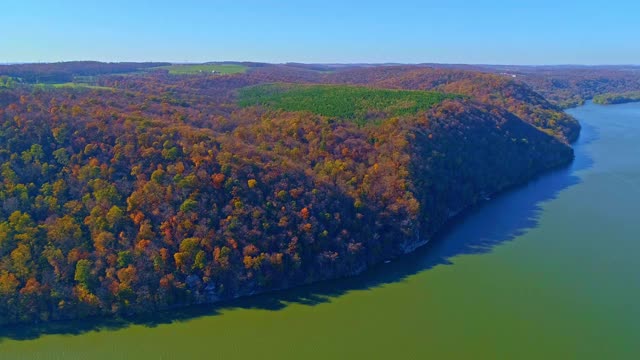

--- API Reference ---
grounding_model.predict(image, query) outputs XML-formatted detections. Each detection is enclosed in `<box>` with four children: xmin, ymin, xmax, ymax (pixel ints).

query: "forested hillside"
<box><xmin>593</xmin><ymin>91</ymin><xmax>640</xmax><ymax>105</ymax></box>
<box><xmin>443</xmin><ymin>65</ymin><xmax>640</xmax><ymax>108</ymax></box>
<box><xmin>0</xmin><ymin>62</ymin><xmax>170</xmax><ymax>84</ymax></box>
<box><xmin>0</xmin><ymin>63</ymin><xmax>575</xmax><ymax>325</ymax></box>
<box><xmin>324</xmin><ymin>67</ymin><xmax>581</xmax><ymax>142</ymax></box>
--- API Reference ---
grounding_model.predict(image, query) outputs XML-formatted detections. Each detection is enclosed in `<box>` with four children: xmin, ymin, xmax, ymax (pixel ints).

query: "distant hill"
<box><xmin>0</xmin><ymin>61</ymin><xmax>170</xmax><ymax>83</ymax></box>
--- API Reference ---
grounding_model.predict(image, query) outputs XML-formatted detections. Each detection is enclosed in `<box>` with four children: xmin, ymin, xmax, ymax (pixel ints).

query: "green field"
<box><xmin>32</xmin><ymin>82</ymin><xmax>114</xmax><ymax>91</ymax></box>
<box><xmin>1</xmin><ymin>76</ymin><xmax>113</xmax><ymax>90</ymax></box>
<box><xmin>52</xmin><ymin>82</ymin><xmax>113</xmax><ymax>90</ymax></box>
<box><xmin>238</xmin><ymin>83</ymin><xmax>457</xmax><ymax>124</ymax></box>
<box><xmin>158</xmin><ymin>63</ymin><xmax>248</xmax><ymax>75</ymax></box>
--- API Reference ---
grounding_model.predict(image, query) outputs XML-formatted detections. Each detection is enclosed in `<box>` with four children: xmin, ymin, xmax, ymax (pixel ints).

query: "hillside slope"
<box><xmin>0</xmin><ymin>63</ymin><xmax>575</xmax><ymax>325</ymax></box>
<box><xmin>326</xmin><ymin>67</ymin><xmax>581</xmax><ymax>142</ymax></box>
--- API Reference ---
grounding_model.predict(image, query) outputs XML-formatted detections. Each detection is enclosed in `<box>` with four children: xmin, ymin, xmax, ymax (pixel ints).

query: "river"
<box><xmin>2</xmin><ymin>102</ymin><xmax>640</xmax><ymax>359</ymax></box>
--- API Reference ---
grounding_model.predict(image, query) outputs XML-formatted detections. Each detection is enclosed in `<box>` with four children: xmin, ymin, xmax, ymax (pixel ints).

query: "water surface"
<box><xmin>2</xmin><ymin>102</ymin><xmax>640</xmax><ymax>359</ymax></box>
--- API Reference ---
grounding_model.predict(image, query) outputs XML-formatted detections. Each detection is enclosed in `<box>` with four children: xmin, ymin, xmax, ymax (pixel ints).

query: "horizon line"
<box><xmin>2</xmin><ymin>60</ymin><xmax>640</xmax><ymax>68</ymax></box>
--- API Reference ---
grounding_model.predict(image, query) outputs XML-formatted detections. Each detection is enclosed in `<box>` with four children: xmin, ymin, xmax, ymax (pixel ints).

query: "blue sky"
<box><xmin>1</xmin><ymin>0</ymin><xmax>638</xmax><ymax>65</ymax></box>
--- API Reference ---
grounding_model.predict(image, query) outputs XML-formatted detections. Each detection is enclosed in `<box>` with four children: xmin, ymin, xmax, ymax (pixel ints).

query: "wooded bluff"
<box><xmin>1</xmin><ymin>62</ymin><xmax>621</xmax><ymax>325</ymax></box>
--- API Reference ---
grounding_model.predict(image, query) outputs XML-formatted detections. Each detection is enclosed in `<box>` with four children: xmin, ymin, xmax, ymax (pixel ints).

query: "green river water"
<box><xmin>1</xmin><ymin>102</ymin><xmax>639</xmax><ymax>359</ymax></box>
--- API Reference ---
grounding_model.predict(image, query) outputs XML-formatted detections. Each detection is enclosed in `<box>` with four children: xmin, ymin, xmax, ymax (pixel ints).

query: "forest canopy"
<box><xmin>0</xmin><ymin>61</ymin><xmax>584</xmax><ymax>325</ymax></box>
<box><xmin>593</xmin><ymin>91</ymin><xmax>640</xmax><ymax>105</ymax></box>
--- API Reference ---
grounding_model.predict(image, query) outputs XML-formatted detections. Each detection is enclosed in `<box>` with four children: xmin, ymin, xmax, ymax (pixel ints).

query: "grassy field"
<box><xmin>32</xmin><ymin>82</ymin><xmax>114</xmax><ymax>91</ymax></box>
<box><xmin>158</xmin><ymin>64</ymin><xmax>248</xmax><ymax>75</ymax></box>
<box><xmin>238</xmin><ymin>83</ymin><xmax>457</xmax><ymax>124</ymax></box>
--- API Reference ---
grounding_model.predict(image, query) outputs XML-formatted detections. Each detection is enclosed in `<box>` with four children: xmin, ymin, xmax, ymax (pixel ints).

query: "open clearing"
<box><xmin>238</xmin><ymin>83</ymin><xmax>457</xmax><ymax>124</ymax></box>
<box><xmin>158</xmin><ymin>63</ymin><xmax>248</xmax><ymax>75</ymax></box>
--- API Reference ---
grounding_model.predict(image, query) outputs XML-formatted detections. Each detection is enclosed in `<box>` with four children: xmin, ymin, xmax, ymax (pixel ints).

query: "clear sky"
<box><xmin>1</xmin><ymin>0</ymin><xmax>638</xmax><ymax>65</ymax></box>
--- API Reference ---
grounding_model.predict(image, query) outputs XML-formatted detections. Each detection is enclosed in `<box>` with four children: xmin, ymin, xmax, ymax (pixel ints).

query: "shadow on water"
<box><xmin>0</xmin><ymin>122</ymin><xmax>598</xmax><ymax>343</ymax></box>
